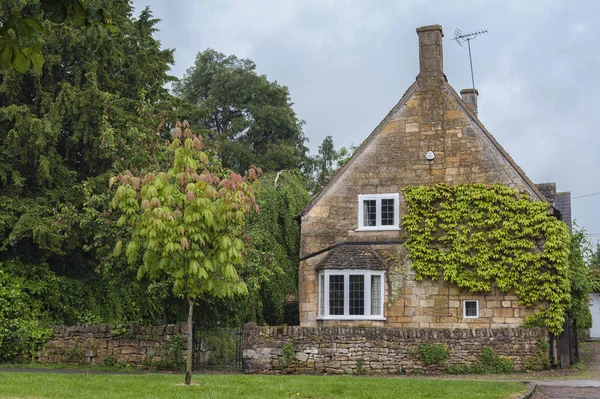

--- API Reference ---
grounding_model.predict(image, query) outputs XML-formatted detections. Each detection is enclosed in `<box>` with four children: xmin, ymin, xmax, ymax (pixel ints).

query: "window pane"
<box><xmin>371</xmin><ymin>275</ymin><xmax>382</xmax><ymax>315</ymax></box>
<box><xmin>319</xmin><ymin>274</ymin><xmax>324</xmax><ymax>316</ymax></box>
<box><xmin>465</xmin><ymin>301</ymin><xmax>478</xmax><ymax>317</ymax></box>
<box><xmin>381</xmin><ymin>198</ymin><xmax>395</xmax><ymax>226</ymax></box>
<box><xmin>363</xmin><ymin>200</ymin><xmax>377</xmax><ymax>226</ymax></box>
<box><xmin>349</xmin><ymin>275</ymin><xmax>365</xmax><ymax>315</ymax></box>
<box><xmin>329</xmin><ymin>275</ymin><xmax>345</xmax><ymax>315</ymax></box>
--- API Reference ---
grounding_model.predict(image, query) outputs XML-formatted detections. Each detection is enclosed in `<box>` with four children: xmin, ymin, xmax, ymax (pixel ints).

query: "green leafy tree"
<box><xmin>0</xmin><ymin>1</ymin><xmax>176</xmax><ymax>325</ymax></box>
<box><xmin>174</xmin><ymin>49</ymin><xmax>308</xmax><ymax>174</ymax></box>
<box><xmin>0</xmin><ymin>0</ymin><xmax>118</xmax><ymax>72</ymax></box>
<box><xmin>570</xmin><ymin>224</ymin><xmax>593</xmax><ymax>329</ymax></box>
<box><xmin>246</xmin><ymin>170</ymin><xmax>310</xmax><ymax>325</ymax></box>
<box><xmin>308</xmin><ymin>136</ymin><xmax>356</xmax><ymax>193</ymax></box>
<box><xmin>111</xmin><ymin>121</ymin><xmax>260</xmax><ymax>385</ymax></box>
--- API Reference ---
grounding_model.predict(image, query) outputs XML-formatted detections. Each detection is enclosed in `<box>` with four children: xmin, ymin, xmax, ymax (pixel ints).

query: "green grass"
<box><xmin>0</xmin><ymin>372</ymin><xmax>527</xmax><ymax>399</ymax></box>
<box><xmin>0</xmin><ymin>362</ymin><xmax>141</xmax><ymax>373</ymax></box>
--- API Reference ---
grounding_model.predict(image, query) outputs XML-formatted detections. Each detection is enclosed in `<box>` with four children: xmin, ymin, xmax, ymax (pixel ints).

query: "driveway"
<box><xmin>531</xmin><ymin>341</ymin><xmax>600</xmax><ymax>398</ymax></box>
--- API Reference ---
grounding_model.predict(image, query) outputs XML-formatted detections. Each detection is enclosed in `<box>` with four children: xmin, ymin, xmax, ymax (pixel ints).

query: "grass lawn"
<box><xmin>0</xmin><ymin>372</ymin><xmax>527</xmax><ymax>399</ymax></box>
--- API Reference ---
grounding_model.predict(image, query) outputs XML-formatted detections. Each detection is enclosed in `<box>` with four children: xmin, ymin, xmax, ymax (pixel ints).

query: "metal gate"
<box><xmin>193</xmin><ymin>326</ymin><xmax>242</xmax><ymax>370</ymax></box>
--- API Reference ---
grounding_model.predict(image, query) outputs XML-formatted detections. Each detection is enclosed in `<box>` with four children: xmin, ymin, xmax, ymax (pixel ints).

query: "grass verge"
<box><xmin>0</xmin><ymin>372</ymin><xmax>527</xmax><ymax>399</ymax></box>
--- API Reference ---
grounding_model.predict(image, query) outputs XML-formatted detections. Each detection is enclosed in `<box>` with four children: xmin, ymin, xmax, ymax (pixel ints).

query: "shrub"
<box><xmin>282</xmin><ymin>343</ymin><xmax>294</xmax><ymax>367</ymax></box>
<box><xmin>418</xmin><ymin>344</ymin><xmax>449</xmax><ymax>366</ymax></box>
<box><xmin>0</xmin><ymin>267</ymin><xmax>52</xmax><ymax>362</ymax></box>
<box><xmin>447</xmin><ymin>347</ymin><xmax>514</xmax><ymax>374</ymax></box>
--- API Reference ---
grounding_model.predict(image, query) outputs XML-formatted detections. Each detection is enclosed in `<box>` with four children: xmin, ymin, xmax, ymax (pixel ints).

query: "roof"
<box><xmin>317</xmin><ymin>245</ymin><xmax>388</xmax><ymax>271</ymax></box>
<box><xmin>443</xmin><ymin>82</ymin><xmax>549</xmax><ymax>203</ymax></box>
<box><xmin>301</xmin><ymin>77</ymin><xmax>550</xmax><ymax>217</ymax></box>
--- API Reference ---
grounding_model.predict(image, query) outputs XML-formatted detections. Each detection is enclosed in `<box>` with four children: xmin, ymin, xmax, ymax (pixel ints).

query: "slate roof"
<box><xmin>317</xmin><ymin>245</ymin><xmax>388</xmax><ymax>271</ymax></box>
<box><xmin>555</xmin><ymin>192</ymin><xmax>572</xmax><ymax>230</ymax></box>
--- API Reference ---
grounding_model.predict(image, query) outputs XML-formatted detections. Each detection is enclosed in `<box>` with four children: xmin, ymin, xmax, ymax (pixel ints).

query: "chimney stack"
<box><xmin>460</xmin><ymin>88</ymin><xmax>479</xmax><ymax>114</ymax></box>
<box><xmin>416</xmin><ymin>25</ymin><xmax>444</xmax><ymax>81</ymax></box>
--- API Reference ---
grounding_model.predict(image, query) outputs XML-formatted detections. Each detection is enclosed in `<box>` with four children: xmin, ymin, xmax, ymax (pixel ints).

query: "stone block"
<box><xmin>494</xmin><ymin>308</ymin><xmax>514</xmax><ymax>318</ymax></box>
<box><xmin>501</xmin><ymin>301</ymin><xmax>512</xmax><ymax>308</ymax></box>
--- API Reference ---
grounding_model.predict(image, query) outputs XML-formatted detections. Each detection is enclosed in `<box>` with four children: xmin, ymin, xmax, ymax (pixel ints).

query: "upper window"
<box><xmin>318</xmin><ymin>270</ymin><xmax>385</xmax><ymax>320</ymax></box>
<box><xmin>357</xmin><ymin>193</ymin><xmax>400</xmax><ymax>231</ymax></box>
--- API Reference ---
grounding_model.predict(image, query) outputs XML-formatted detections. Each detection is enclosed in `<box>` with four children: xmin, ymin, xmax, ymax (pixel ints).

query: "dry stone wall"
<box><xmin>36</xmin><ymin>324</ymin><xmax>187</xmax><ymax>368</ymax></box>
<box><xmin>242</xmin><ymin>323</ymin><xmax>547</xmax><ymax>374</ymax></box>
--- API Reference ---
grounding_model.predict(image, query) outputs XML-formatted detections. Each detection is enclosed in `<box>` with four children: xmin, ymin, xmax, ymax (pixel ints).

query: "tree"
<box><xmin>0</xmin><ymin>1</ymin><xmax>177</xmax><ymax>325</ymax></box>
<box><xmin>245</xmin><ymin>170</ymin><xmax>310</xmax><ymax>325</ymax></box>
<box><xmin>308</xmin><ymin>135</ymin><xmax>356</xmax><ymax>193</ymax></box>
<box><xmin>570</xmin><ymin>225</ymin><xmax>593</xmax><ymax>329</ymax></box>
<box><xmin>0</xmin><ymin>0</ymin><xmax>118</xmax><ymax>72</ymax></box>
<box><xmin>174</xmin><ymin>49</ymin><xmax>308</xmax><ymax>174</ymax></box>
<box><xmin>111</xmin><ymin>121</ymin><xmax>260</xmax><ymax>385</ymax></box>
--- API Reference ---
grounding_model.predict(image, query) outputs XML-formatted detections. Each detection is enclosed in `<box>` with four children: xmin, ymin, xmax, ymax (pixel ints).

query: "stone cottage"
<box><xmin>297</xmin><ymin>25</ymin><xmax>571</xmax><ymax>329</ymax></box>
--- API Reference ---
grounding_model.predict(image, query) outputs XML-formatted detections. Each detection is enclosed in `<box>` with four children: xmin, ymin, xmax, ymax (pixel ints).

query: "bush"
<box><xmin>418</xmin><ymin>344</ymin><xmax>449</xmax><ymax>366</ymax></box>
<box><xmin>0</xmin><ymin>267</ymin><xmax>52</xmax><ymax>362</ymax></box>
<box><xmin>447</xmin><ymin>347</ymin><xmax>514</xmax><ymax>374</ymax></box>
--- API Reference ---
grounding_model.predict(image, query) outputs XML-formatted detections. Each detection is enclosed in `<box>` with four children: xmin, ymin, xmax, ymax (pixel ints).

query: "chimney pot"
<box><xmin>416</xmin><ymin>25</ymin><xmax>444</xmax><ymax>80</ymax></box>
<box><xmin>460</xmin><ymin>88</ymin><xmax>479</xmax><ymax>114</ymax></box>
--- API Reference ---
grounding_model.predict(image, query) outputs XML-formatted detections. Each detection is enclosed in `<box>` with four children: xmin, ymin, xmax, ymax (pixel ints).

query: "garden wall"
<box><xmin>242</xmin><ymin>323</ymin><xmax>548</xmax><ymax>374</ymax></box>
<box><xmin>36</xmin><ymin>324</ymin><xmax>188</xmax><ymax>369</ymax></box>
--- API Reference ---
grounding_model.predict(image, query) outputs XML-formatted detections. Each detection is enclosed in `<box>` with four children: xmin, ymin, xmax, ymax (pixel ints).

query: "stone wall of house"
<box><xmin>36</xmin><ymin>324</ymin><xmax>187</xmax><ymax>368</ymax></box>
<box><xmin>242</xmin><ymin>323</ymin><xmax>548</xmax><ymax>374</ymax></box>
<box><xmin>298</xmin><ymin>25</ymin><xmax>548</xmax><ymax>327</ymax></box>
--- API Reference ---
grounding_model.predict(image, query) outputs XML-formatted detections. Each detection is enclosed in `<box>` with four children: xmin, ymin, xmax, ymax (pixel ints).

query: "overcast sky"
<box><xmin>131</xmin><ymin>0</ymin><xmax>600</xmax><ymax>246</ymax></box>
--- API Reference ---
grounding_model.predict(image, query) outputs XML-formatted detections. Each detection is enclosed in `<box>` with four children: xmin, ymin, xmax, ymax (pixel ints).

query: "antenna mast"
<box><xmin>452</xmin><ymin>28</ymin><xmax>487</xmax><ymax>90</ymax></box>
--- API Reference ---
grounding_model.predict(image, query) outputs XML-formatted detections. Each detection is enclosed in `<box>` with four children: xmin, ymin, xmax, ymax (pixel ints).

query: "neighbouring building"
<box><xmin>297</xmin><ymin>25</ymin><xmax>572</xmax><ymax>329</ymax></box>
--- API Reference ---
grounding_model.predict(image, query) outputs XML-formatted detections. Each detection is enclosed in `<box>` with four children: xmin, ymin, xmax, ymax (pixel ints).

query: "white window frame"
<box><xmin>463</xmin><ymin>300</ymin><xmax>479</xmax><ymax>318</ymax></box>
<box><xmin>317</xmin><ymin>269</ymin><xmax>386</xmax><ymax>321</ymax></box>
<box><xmin>357</xmin><ymin>193</ymin><xmax>400</xmax><ymax>231</ymax></box>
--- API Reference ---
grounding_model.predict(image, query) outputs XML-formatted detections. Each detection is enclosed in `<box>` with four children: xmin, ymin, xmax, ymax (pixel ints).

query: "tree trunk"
<box><xmin>185</xmin><ymin>297</ymin><xmax>195</xmax><ymax>385</ymax></box>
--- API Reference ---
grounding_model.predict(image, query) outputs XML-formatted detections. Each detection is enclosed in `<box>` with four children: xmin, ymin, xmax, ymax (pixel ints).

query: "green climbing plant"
<box><xmin>403</xmin><ymin>184</ymin><xmax>571</xmax><ymax>334</ymax></box>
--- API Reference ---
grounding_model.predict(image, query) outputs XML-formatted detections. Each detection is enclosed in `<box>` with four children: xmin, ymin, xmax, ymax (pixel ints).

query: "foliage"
<box><xmin>447</xmin><ymin>347</ymin><xmax>514</xmax><ymax>374</ymax></box>
<box><xmin>110</xmin><ymin>121</ymin><xmax>260</xmax><ymax>384</ymax></box>
<box><xmin>0</xmin><ymin>373</ymin><xmax>528</xmax><ymax>399</ymax></box>
<box><xmin>152</xmin><ymin>334</ymin><xmax>184</xmax><ymax>371</ymax></box>
<box><xmin>244</xmin><ymin>170</ymin><xmax>309</xmax><ymax>326</ymax></box>
<box><xmin>174</xmin><ymin>49</ymin><xmax>308</xmax><ymax>174</ymax></box>
<box><xmin>355</xmin><ymin>357</ymin><xmax>365</xmax><ymax>375</ymax></box>
<box><xmin>403</xmin><ymin>184</ymin><xmax>571</xmax><ymax>334</ymax></box>
<box><xmin>0</xmin><ymin>265</ymin><xmax>52</xmax><ymax>361</ymax></box>
<box><xmin>306</xmin><ymin>135</ymin><xmax>355</xmax><ymax>194</ymax></box>
<box><xmin>281</xmin><ymin>342</ymin><xmax>294</xmax><ymax>368</ymax></box>
<box><xmin>569</xmin><ymin>224</ymin><xmax>592</xmax><ymax>329</ymax></box>
<box><xmin>418</xmin><ymin>343</ymin><xmax>449</xmax><ymax>366</ymax></box>
<box><xmin>110</xmin><ymin>325</ymin><xmax>134</xmax><ymax>339</ymax></box>
<box><xmin>0</xmin><ymin>1</ymin><xmax>176</xmax><ymax>326</ymax></box>
<box><xmin>0</xmin><ymin>0</ymin><xmax>118</xmax><ymax>72</ymax></box>
<box><xmin>590</xmin><ymin>243</ymin><xmax>600</xmax><ymax>292</ymax></box>
<box><xmin>522</xmin><ymin>340</ymin><xmax>551</xmax><ymax>372</ymax></box>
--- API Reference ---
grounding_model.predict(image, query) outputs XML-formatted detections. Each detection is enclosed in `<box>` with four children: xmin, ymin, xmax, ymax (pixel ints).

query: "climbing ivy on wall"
<box><xmin>402</xmin><ymin>184</ymin><xmax>571</xmax><ymax>334</ymax></box>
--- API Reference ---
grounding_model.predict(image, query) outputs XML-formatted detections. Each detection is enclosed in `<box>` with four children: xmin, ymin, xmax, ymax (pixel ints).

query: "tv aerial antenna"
<box><xmin>452</xmin><ymin>28</ymin><xmax>487</xmax><ymax>90</ymax></box>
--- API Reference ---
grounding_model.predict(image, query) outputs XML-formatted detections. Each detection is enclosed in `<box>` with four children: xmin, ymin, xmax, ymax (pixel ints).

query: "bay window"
<box><xmin>318</xmin><ymin>270</ymin><xmax>385</xmax><ymax>320</ymax></box>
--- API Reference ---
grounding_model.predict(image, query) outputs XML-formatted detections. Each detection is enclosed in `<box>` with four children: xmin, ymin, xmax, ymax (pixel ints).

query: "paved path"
<box><xmin>530</xmin><ymin>341</ymin><xmax>600</xmax><ymax>398</ymax></box>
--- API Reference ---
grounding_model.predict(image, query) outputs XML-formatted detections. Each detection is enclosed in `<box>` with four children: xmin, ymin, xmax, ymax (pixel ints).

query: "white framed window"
<box><xmin>357</xmin><ymin>193</ymin><xmax>400</xmax><ymax>231</ymax></box>
<box><xmin>317</xmin><ymin>270</ymin><xmax>385</xmax><ymax>320</ymax></box>
<box><xmin>463</xmin><ymin>300</ymin><xmax>479</xmax><ymax>318</ymax></box>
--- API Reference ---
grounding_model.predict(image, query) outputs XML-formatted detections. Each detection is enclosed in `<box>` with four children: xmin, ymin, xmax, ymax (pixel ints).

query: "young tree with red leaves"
<box><xmin>111</xmin><ymin>121</ymin><xmax>260</xmax><ymax>384</ymax></box>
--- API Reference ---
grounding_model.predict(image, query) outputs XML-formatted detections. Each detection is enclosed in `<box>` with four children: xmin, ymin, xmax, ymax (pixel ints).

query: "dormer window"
<box><xmin>357</xmin><ymin>193</ymin><xmax>400</xmax><ymax>231</ymax></box>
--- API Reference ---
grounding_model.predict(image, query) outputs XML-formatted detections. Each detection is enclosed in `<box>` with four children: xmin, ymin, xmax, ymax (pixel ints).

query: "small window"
<box><xmin>357</xmin><ymin>193</ymin><xmax>400</xmax><ymax>231</ymax></box>
<box><xmin>318</xmin><ymin>270</ymin><xmax>385</xmax><ymax>320</ymax></box>
<box><xmin>463</xmin><ymin>300</ymin><xmax>479</xmax><ymax>318</ymax></box>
